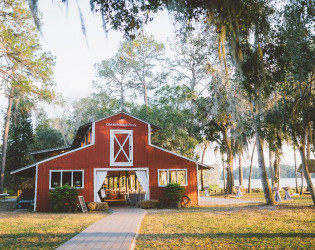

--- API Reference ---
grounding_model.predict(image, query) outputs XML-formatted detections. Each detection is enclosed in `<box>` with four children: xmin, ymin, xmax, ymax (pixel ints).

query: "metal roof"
<box><xmin>10</xmin><ymin>164</ymin><xmax>36</xmax><ymax>177</ymax></box>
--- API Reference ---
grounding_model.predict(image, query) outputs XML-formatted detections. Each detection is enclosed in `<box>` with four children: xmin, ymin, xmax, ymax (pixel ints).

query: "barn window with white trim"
<box><xmin>50</xmin><ymin>170</ymin><xmax>84</xmax><ymax>189</ymax></box>
<box><xmin>158</xmin><ymin>169</ymin><xmax>187</xmax><ymax>187</ymax></box>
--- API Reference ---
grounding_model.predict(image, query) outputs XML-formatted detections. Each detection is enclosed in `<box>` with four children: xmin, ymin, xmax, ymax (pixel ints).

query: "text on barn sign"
<box><xmin>106</xmin><ymin>123</ymin><xmax>137</xmax><ymax>127</ymax></box>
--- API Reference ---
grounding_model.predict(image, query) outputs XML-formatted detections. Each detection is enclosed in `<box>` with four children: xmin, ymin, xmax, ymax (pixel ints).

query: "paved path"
<box><xmin>199</xmin><ymin>196</ymin><xmax>261</xmax><ymax>206</ymax></box>
<box><xmin>57</xmin><ymin>207</ymin><xmax>146</xmax><ymax>250</ymax></box>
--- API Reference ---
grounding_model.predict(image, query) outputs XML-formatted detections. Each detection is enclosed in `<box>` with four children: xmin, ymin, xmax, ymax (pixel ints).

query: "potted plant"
<box><xmin>164</xmin><ymin>183</ymin><xmax>185</xmax><ymax>208</ymax></box>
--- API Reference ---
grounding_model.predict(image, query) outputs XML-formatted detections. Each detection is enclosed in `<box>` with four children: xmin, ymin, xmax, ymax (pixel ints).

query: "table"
<box><xmin>0</xmin><ymin>193</ymin><xmax>9</xmax><ymax>202</ymax></box>
<box><xmin>128</xmin><ymin>193</ymin><xmax>145</xmax><ymax>205</ymax></box>
<box><xmin>204</xmin><ymin>186</ymin><xmax>209</xmax><ymax>197</ymax></box>
<box><xmin>283</xmin><ymin>187</ymin><xmax>292</xmax><ymax>200</ymax></box>
<box><xmin>272</xmin><ymin>187</ymin><xmax>282</xmax><ymax>202</ymax></box>
<box><xmin>235</xmin><ymin>186</ymin><xmax>243</xmax><ymax>198</ymax></box>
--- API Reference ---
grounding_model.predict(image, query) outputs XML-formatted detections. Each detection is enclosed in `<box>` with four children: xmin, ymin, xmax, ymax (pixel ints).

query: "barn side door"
<box><xmin>110</xmin><ymin>130</ymin><xmax>133</xmax><ymax>166</ymax></box>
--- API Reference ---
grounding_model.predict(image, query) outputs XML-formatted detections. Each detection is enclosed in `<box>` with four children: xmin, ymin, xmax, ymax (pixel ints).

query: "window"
<box><xmin>49</xmin><ymin>170</ymin><xmax>84</xmax><ymax>189</ymax></box>
<box><xmin>51</xmin><ymin>172</ymin><xmax>61</xmax><ymax>188</ymax></box>
<box><xmin>158</xmin><ymin>169</ymin><xmax>187</xmax><ymax>187</ymax></box>
<box><xmin>169</xmin><ymin>170</ymin><xmax>177</xmax><ymax>184</ymax></box>
<box><xmin>62</xmin><ymin>172</ymin><xmax>71</xmax><ymax>186</ymax></box>
<box><xmin>81</xmin><ymin>128</ymin><xmax>92</xmax><ymax>147</ymax></box>
<box><xmin>159</xmin><ymin>170</ymin><xmax>168</xmax><ymax>186</ymax></box>
<box><xmin>73</xmin><ymin>171</ymin><xmax>83</xmax><ymax>187</ymax></box>
<box><xmin>177</xmin><ymin>170</ymin><xmax>186</xmax><ymax>186</ymax></box>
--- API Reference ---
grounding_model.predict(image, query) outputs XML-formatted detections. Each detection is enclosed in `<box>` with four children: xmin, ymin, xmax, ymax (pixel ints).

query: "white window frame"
<box><xmin>49</xmin><ymin>170</ymin><xmax>84</xmax><ymax>190</ymax></box>
<box><xmin>110</xmin><ymin>130</ymin><xmax>133</xmax><ymax>166</ymax></box>
<box><xmin>158</xmin><ymin>169</ymin><xmax>188</xmax><ymax>187</ymax></box>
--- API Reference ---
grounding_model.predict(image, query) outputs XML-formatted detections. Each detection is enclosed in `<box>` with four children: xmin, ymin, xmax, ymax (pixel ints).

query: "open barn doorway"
<box><xmin>94</xmin><ymin>168</ymin><xmax>149</xmax><ymax>206</ymax></box>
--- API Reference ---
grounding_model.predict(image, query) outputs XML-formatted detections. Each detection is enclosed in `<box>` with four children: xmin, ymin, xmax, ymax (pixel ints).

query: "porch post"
<box><xmin>135</xmin><ymin>174</ymin><xmax>138</xmax><ymax>191</ymax></box>
<box><xmin>118</xmin><ymin>171</ymin><xmax>121</xmax><ymax>192</ymax></box>
<box><xmin>126</xmin><ymin>171</ymin><xmax>129</xmax><ymax>192</ymax></box>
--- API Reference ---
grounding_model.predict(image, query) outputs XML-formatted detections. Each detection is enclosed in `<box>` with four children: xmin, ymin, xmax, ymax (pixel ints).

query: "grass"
<box><xmin>1</xmin><ymin>192</ymin><xmax>313</xmax><ymax>249</ymax></box>
<box><xmin>201</xmin><ymin>188</ymin><xmax>314</xmax><ymax>205</ymax></box>
<box><xmin>0</xmin><ymin>202</ymin><xmax>106</xmax><ymax>249</ymax></box>
<box><xmin>136</xmin><ymin>194</ymin><xmax>315</xmax><ymax>249</ymax></box>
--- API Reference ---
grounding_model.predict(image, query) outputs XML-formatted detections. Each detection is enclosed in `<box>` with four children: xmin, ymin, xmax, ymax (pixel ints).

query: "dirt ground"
<box><xmin>0</xmin><ymin>199</ymin><xmax>17</xmax><ymax>213</ymax></box>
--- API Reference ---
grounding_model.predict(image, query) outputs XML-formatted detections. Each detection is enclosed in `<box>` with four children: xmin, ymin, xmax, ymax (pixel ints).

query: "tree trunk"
<box><xmin>200</xmin><ymin>142</ymin><xmax>210</xmax><ymax>191</ymax></box>
<box><xmin>0</xmin><ymin>89</ymin><xmax>14</xmax><ymax>193</ymax></box>
<box><xmin>201</xmin><ymin>142</ymin><xmax>209</xmax><ymax>164</ymax></box>
<box><xmin>269</xmin><ymin>149</ymin><xmax>275</xmax><ymax>187</ymax></box>
<box><xmin>294</xmin><ymin>148</ymin><xmax>299</xmax><ymax>193</ymax></box>
<box><xmin>273</xmin><ymin>150</ymin><xmax>281</xmax><ymax>187</ymax></box>
<box><xmin>306</xmin><ymin>124</ymin><xmax>311</xmax><ymax>160</ymax></box>
<box><xmin>120</xmin><ymin>81</ymin><xmax>125</xmax><ymax>111</ymax></box>
<box><xmin>248</xmin><ymin>143</ymin><xmax>256</xmax><ymax>193</ymax></box>
<box><xmin>143</xmin><ymin>83</ymin><xmax>148</xmax><ymax>107</ymax></box>
<box><xmin>298</xmin><ymin>144</ymin><xmax>315</xmax><ymax>204</ymax></box>
<box><xmin>223</xmin><ymin>131</ymin><xmax>234</xmax><ymax>194</ymax></box>
<box><xmin>200</xmin><ymin>170</ymin><xmax>204</xmax><ymax>191</ymax></box>
<box><xmin>306</xmin><ymin>123</ymin><xmax>311</xmax><ymax>192</ymax></box>
<box><xmin>222</xmin><ymin>153</ymin><xmax>226</xmax><ymax>192</ymax></box>
<box><xmin>250</xmin><ymin>25</ymin><xmax>275</xmax><ymax>204</ymax></box>
<box><xmin>238</xmin><ymin>153</ymin><xmax>243</xmax><ymax>186</ymax></box>
<box><xmin>300</xmin><ymin>171</ymin><xmax>304</xmax><ymax>195</ymax></box>
<box><xmin>251</xmin><ymin>95</ymin><xmax>275</xmax><ymax>204</ymax></box>
<box><xmin>255</xmin><ymin>134</ymin><xmax>275</xmax><ymax>205</ymax></box>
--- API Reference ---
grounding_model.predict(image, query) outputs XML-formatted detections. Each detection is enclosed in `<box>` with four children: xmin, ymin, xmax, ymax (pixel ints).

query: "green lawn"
<box><xmin>0</xmin><ymin>205</ymin><xmax>106</xmax><ymax>249</ymax></box>
<box><xmin>136</xmin><ymin>195</ymin><xmax>315</xmax><ymax>249</ymax></box>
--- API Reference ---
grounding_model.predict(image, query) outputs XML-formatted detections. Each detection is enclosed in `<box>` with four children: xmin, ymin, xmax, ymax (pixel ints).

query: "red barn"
<box><xmin>11</xmin><ymin>112</ymin><xmax>210</xmax><ymax>211</ymax></box>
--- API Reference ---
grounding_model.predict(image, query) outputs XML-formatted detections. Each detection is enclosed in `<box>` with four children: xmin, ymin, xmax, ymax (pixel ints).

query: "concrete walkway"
<box><xmin>199</xmin><ymin>196</ymin><xmax>261</xmax><ymax>206</ymax></box>
<box><xmin>57</xmin><ymin>207</ymin><xmax>146</xmax><ymax>250</ymax></box>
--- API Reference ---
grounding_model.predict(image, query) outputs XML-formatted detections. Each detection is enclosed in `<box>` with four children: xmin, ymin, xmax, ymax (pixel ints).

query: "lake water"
<box><xmin>219</xmin><ymin>178</ymin><xmax>315</xmax><ymax>189</ymax></box>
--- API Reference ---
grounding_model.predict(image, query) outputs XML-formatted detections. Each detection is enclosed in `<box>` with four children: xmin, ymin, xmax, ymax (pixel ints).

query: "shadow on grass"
<box><xmin>138</xmin><ymin>232</ymin><xmax>315</xmax><ymax>239</ymax></box>
<box><xmin>0</xmin><ymin>231</ymin><xmax>136</xmax><ymax>248</ymax></box>
<box><xmin>0</xmin><ymin>232</ymin><xmax>78</xmax><ymax>248</ymax></box>
<box><xmin>148</xmin><ymin>203</ymin><xmax>315</xmax><ymax>214</ymax></box>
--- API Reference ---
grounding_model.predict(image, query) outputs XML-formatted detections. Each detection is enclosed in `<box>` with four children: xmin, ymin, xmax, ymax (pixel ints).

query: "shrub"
<box><xmin>164</xmin><ymin>183</ymin><xmax>185</xmax><ymax>201</ymax></box>
<box><xmin>49</xmin><ymin>185</ymin><xmax>78</xmax><ymax>212</ymax></box>
<box><xmin>138</xmin><ymin>200</ymin><xmax>161</xmax><ymax>209</ymax></box>
<box><xmin>87</xmin><ymin>202</ymin><xmax>109</xmax><ymax>211</ymax></box>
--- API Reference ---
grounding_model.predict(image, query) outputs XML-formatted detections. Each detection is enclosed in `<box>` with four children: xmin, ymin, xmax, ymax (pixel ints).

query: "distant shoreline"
<box><xmin>219</xmin><ymin>177</ymin><xmax>315</xmax><ymax>189</ymax></box>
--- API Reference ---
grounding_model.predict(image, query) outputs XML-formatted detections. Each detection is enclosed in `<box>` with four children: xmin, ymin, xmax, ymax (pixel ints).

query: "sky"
<box><xmin>38</xmin><ymin>1</ymin><xmax>174</xmax><ymax>102</ymax></box>
<box><xmin>0</xmin><ymin>0</ymin><xmax>306</xmax><ymax>168</ymax></box>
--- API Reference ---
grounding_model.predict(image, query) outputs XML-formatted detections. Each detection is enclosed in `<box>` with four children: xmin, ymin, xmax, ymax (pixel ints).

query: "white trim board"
<box><xmin>196</xmin><ymin>162</ymin><xmax>200</xmax><ymax>205</ymax></box>
<box><xmin>94</xmin><ymin>111</ymin><xmax>153</xmax><ymax>127</ymax></box>
<box><xmin>10</xmin><ymin>164</ymin><xmax>36</xmax><ymax>175</ymax></box>
<box><xmin>93</xmin><ymin>167</ymin><xmax>150</xmax><ymax>202</ymax></box>
<box><xmin>34</xmin><ymin>164</ymin><xmax>38</xmax><ymax>212</ymax></box>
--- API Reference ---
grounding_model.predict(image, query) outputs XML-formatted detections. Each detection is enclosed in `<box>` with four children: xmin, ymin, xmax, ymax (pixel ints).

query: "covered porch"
<box><xmin>94</xmin><ymin>168</ymin><xmax>149</xmax><ymax>206</ymax></box>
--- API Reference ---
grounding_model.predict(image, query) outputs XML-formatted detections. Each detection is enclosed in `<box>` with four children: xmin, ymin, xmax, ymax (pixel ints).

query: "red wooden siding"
<box><xmin>36</xmin><ymin>113</ymin><xmax>198</xmax><ymax>211</ymax></box>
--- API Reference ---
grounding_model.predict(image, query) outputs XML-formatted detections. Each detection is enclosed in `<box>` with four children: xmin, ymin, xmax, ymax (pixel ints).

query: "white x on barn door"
<box><xmin>110</xmin><ymin>130</ymin><xmax>133</xmax><ymax>166</ymax></box>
